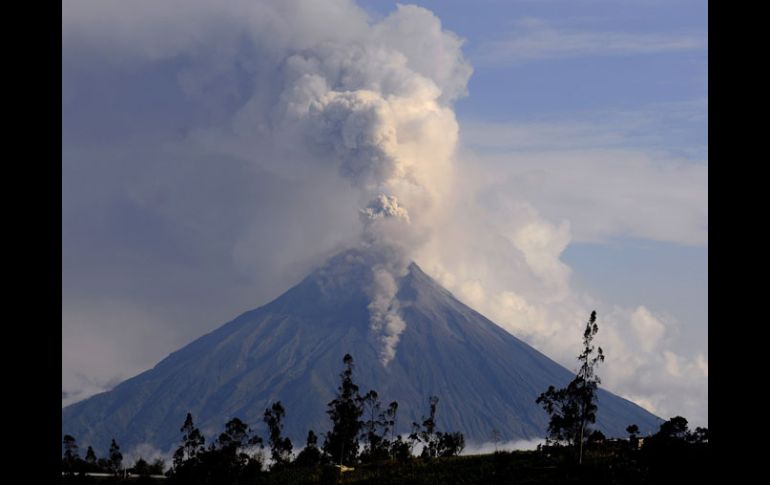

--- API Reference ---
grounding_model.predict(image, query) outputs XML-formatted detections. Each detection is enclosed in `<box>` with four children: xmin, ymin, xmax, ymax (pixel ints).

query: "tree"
<box><xmin>177</xmin><ymin>416</ymin><xmax>263</xmax><ymax>485</ymax></box>
<box><xmin>384</xmin><ymin>400</ymin><xmax>399</xmax><ymax>460</ymax></box>
<box><xmin>386</xmin><ymin>401</ymin><xmax>399</xmax><ymax>442</ymax></box>
<box><xmin>264</xmin><ymin>401</ymin><xmax>293</xmax><ymax>465</ymax></box>
<box><xmin>413</xmin><ymin>395</ymin><xmax>440</xmax><ymax>458</ymax></box>
<box><xmin>690</xmin><ymin>426</ymin><xmax>709</xmax><ymax>444</ymax></box>
<box><xmin>82</xmin><ymin>445</ymin><xmax>98</xmax><ymax>473</ymax></box>
<box><xmin>131</xmin><ymin>457</ymin><xmax>151</xmax><ymax>477</ymax></box>
<box><xmin>536</xmin><ymin>385</ymin><xmax>578</xmax><ymax>446</ymax></box>
<box><xmin>97</xmin><ymin>457</ymin><xmax>112</xmax><ymax>474</ymax></box>
<box><xmin>129</xmin><ymin>456</ymin><xmax>165</xmax><ymax>477</ymax></box>
<box><xmin>62</xmin><ymin>435</ymin><xmax>80</xmax><ymax>475</ymax></box>
<box><xmin>626</xmin><ymin>424</ymin><xmax>640</xmax><ymax>449</ymax></box>
<box><xmin>323</xmin><ymin>354</ymin><xmax>364</xmax><ymax>465</ymax></box>
<box><xmin>294</xmin><ymin>430</ymin><xmax>322</xmax><ymax>467</ymax></box>
<box><xmin>173</xmin><ymin>412</ymin><xmax>206</xmax><ymax>469</ymax></box>
<box><xmin>536</xmin><ymin>310</ymin><xmax>605</xmax><ymax>464</ymax></box>
<box><xmin>387</xmin><ymin>401</ymin><xmax>411</xmax><ymax>463</ymax></box>
<box><xmin>108</xmin><ymin>438</ymin><xmax>123</xmax><ymax>476</ymax></box>
<box><xmin>410</xmin><ymin>396</ymin><xmax>465</xmax><ymax>458</ymax></box>
<box><xmin>217</xmin><ymin>416</ymin><xmax>262</xmax><ymax>463</ymax></box>
<box><xmin>360</xmin><ymin>390</ymin><xmax>392</xmax><ymax>462</ymax></box>
<box><xmin>587</xmin><ymin>430</ymin><xmax>606</xmax><ymax>445</ymax></box>
<box><xmin>437</xmin><ymin>432</ymin><xmax>465</xmax><ymax>457</ymax></box>
<box><xmin>656</xmin><ymin>416</ymin><xmax>689</xmax><ymax>441</ymax></box>
<box><xmin>390</xmin><ymin>435</ymin><xmax>412</xmax><ymax>462</ymax></box>
<box><xmin>84</xmin><ymin>446</ymin><xmax>97</xmax><ymax>463</ymax></box>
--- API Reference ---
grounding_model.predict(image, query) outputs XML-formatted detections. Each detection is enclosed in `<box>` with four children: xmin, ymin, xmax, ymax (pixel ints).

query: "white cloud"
<box><xmin>461</xmin><ymin>100</ymin><xmax>708</xmax><ymax>157</ymax></box>
<box><xmin>476</xmin><ymin>18</ymin><xmax>705</xmax><ymax>65</ymax></box>
<box><xmin>467</xmin><ymin>149</ymin><xmax>707</xmax><ymax>246</ymax></box>
<box><xmin>630</xmin><ymin>306</ymin><xmax>666</xmax><ymax>353</ymax></box>
<box><xmin>410</xmin><ymin>149</ymin><xmax>707</xmax><ymax>426</ymax></box>
<box><xmin>458</xmin><ymin>101</ymin><xmax>707</xmax><ymax>248</ymax></box>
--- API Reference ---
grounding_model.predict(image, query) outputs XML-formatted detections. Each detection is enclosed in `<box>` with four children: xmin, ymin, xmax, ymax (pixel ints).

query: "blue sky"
<box><xmin>62</xmin><ymin>0</ymin><xmax>707</xmax><ymax>427</ymax></box>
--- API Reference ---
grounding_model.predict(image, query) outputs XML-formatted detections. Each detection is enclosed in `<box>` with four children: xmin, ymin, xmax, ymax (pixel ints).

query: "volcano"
<box><xmin>62</xmin><ymin>248</ymin><xmax>661</xmax><ymax>453</ymax></box>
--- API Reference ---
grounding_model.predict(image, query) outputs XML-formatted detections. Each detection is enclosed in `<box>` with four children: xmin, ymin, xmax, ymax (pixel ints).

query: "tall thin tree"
<box><xmin>323</xmin><ymin>354</ymin><xmax>364</xmax><ymax>465</ymax></box>
<box><xmin>264</xmin><ymin>401</ymin><xmax>293</xmax><ymax>465</ymax></box>
<box><xmin>574</xmin><ymin>310</ymin><xmax>604</xmax><ymax>464</ymax></box>
<box><xmin>62</xmin><ymin>435</ymin><xmax>80</xmax><ymax>475</ymax></box>
<box><xmin>537</xmin><ymin>310</ymin><xmax>605</xmax><ymax>464</ymax></box>
<box><xmin>108</xmin><ymin>438</ymin><xmax>123</xmax><ymax>476</ymax></box>
<box><xmin>173</xmin><ymin>412</ymin><xmax>205</xmax><ymax>469</ymax></box>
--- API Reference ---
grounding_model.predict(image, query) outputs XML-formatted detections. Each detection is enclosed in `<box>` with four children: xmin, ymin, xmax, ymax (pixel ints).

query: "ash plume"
<box><xmin>360</xmin><ymin>194</ymin><xmax>410</xmax><ymax>224</ymax></box>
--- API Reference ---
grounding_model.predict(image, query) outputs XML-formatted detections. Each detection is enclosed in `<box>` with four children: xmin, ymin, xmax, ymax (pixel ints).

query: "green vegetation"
<box><xmin>537</xmin><ymin>310</ymin><xmax>604</xmax><ymax>464</ymax></box>
<box><xmin>62</xmin><ymin>313</ymin><xmax>708</xmax><ymax>484</ymax></box>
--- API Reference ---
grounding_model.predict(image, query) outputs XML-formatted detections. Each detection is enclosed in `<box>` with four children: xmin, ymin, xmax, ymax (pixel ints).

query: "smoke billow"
<box><xmin>360</xmin><ymin>194</ymin><xmax>410</xmax><ymax>224</ymax></box>
<box><xmin>264</xmin><ymin>5</ymin><xmax>470</xmax><ymax>363</ymax></box>
<box><xmin>367</xmin><ymin>264</ymin><xmax>408</xmax><ymax>366</ymax></box>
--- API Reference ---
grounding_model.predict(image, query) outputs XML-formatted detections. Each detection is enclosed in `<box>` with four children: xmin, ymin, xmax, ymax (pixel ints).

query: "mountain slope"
<box><xmin>62</xmin><ymin>248</ymin><xmax>661</xmax><ymax>453</ymax></box>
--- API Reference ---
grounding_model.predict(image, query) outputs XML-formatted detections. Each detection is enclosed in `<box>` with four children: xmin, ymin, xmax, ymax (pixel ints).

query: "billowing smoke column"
<box><xmin>272</xmin><ymin>6</ymin><xmax>472</xmax><ymax>364</ymax></box>
<box><xmin>357</xmin><ymin>195</ymin><xmax>411</xmax><ymax>364</ymax></box>
<box><xmin>367</xmin><ymin>262</ymin><xmax>408</xmax><ymax>366</ymax></box>
<box><xmin>358</xmin><ymin>195</ymin><xmax>411</xmax><ymax>364</ymax></box>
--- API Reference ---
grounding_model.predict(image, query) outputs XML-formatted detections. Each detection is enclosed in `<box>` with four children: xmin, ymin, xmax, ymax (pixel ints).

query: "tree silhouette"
<box><xmin>173</xmin><ymin>412</ymin><xmax>205</xmax><ymax>469</ymax></box>
<box><xmin>62</xmin><ymin>435</ymin><xmax>80</xmax><ymax>475</ymax></box>
<box><xmin>294</xmin><ymin>430</ymin><xmax>322</xmax><ymax>467</ymax></box>
<box><xmin>413</xmin><ymin>395</ymin><xmax>440</xmax><ymax>458</ymax></box>
<box><xmin>173</xmin><ymin>416</ymin><xmax>263</xmax><ymax>485</ymax></box>
<box><xmin>217</xmin><ymin>416</ymin><xmax>262</xmax><ymax>466</ymax></box>
<box><xmin>386</xmin><ymin>401</ymin><xmax>398</xmax><ymax>442</ymax></box>
<box><xmin>536</xmin><ymin>310</ymin><xmax>605</xmax><ymax>464</ymax></box>
<box><xmin>410</xmin><ymin>396</ymin><xmax>465</xmax><ymax>458</ymax></box>
<box><xmin>390</xmin><ymin>435</ymin><xmax>412</xmax><ymax>462</ymax></box>
<box><xmin>264</xmin><ymin>401</ymin><xmax>293</xmax><ymax>465</ymax></box>
<box><xmin>656</xmin><ymin>416</ymin><xmax>689</xmax><ymax>441</ymax></box>
<box><xmin>131</xmin><ymin>457</ymin><xmax>151</xmax><ymax>477</ymax></box>
<box><xmin>690</xmin><ymin>426</ymin><xmax>709</xmax><ymax>444</ymax></box>
<box><xmin>627</xmin><ymin>424</ymin><xmax>640</xmax><ymax>449</ymax></box>
<box><xmin>587</xmin><ymin>430</ymin><xmax>606</xmax><ymax>444</ymax></box>
<box><xmin>360</xmin><ymin>390</ymin><xmax>392</xmax><ymax>462</ymax></box>
<box><xmin>79</xmin><ymin>446</ymin><xmax>98</xmax><ymax>474</ymax></box>
<box><xmin>108</xmin><ymin>438</ymin><xmax>123</xmax><ymax>476</ymax></box>
<box><xmin>323</xmin><ymin>354</ymin><xmax>364</xmax><ymax>465</ymax></box>
<box><xmin>437</xmin><ymin>432</ymin><xmax>465</xmax><ymax>457</ymax></box>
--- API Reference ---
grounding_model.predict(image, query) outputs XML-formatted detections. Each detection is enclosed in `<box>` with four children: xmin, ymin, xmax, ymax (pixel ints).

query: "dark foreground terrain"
<box><xmin>61</xmin><ymin>440</ymin><xmax>710</xmax><ymax>485</ymax></box>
